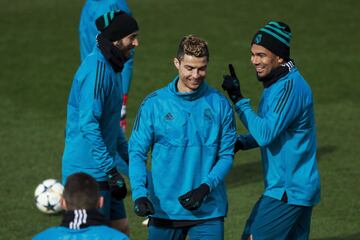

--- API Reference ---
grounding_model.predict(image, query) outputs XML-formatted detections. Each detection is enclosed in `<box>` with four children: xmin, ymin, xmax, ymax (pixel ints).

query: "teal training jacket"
<box><xmin>235</xmin><ymin>66</ymin><xmax>320</xmax><ymax>206</ymax></box>
<box><xmin>62</xmin><ymin>47</ymin><xmax>128</xmax><ymax>183</ymax></box>
<box><xmin>32</xmin><ymin>226</ymin><xmax>129</xmax><ymax>240</ymax></box>
<box><xmin>129</xmin><ymin>77</ymin><xmax>237</xmax><ymax>220</ymax></box>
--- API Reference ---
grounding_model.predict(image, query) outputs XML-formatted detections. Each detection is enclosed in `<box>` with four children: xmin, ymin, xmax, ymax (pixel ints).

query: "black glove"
<box><xmin>178</xmin><ymin>183</ymin><xmax>210</xmax><ymax>210</ymax></box>
<box><xmin>234</xmin><ymin>139</ymin><xmax>245</xmax><ymax>153</ymax></box>
<box><xmin>222</xmin><ymin>64</ymin><xmax>243</xmax><ymax>104</ymax></box>
<box><xmin>134</xmin><ymin>197</ymin><xmax>155</xmax><ymax>217</ymax></box>
<box><xmin>107</xmin><ymin>167</ymin><xmax>127</xmax><ymax>200</ymax></box>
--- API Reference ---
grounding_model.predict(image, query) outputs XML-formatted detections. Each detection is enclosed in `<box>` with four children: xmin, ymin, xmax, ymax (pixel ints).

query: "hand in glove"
<box><xmin>107</xmin><ymin>167</ymin><xmax>127</xmax><ymax>200</ymax></box>
<box><xmin>178</xmin><ymin>183</ymin><xmax>210</xmax><ymax>210</ymax></box>
<box><xmin>222</xmin><ymin>64</ymin><xmax>243</xmax><ymax>103</ymax></box>
<box><xmin>134</xmin><ymin>197</ymin><xmax>155</xmax><ymax>217</ymax></box>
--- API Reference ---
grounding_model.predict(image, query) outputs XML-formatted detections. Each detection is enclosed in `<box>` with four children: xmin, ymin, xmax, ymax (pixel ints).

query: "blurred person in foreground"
<box><xmin>129</xmin><ymin>35</ymin><xmax>236</xmax><ymax>240</ymax></box>
<box><xmin>79</xmin><ymin>0</ymin><xmax>135</xmax><ymax>131</ymax></box>
<box><xmin>222</xmin><ymin>21</ymin><xmax>321</xmax><ymax>240</ymax></box>
<box><xmin>33</xmin><ymin>172</ymin><xmax>129</xmax><ymax>240</ymax></box>
<box><xmin>62</xmin><ymin>11</ymin><xmax>139</xmax><ymax>235</ymax></box>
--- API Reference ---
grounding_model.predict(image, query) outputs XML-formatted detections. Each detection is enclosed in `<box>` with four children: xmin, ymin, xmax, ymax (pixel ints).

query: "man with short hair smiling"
<box><xmin>222</xmin><ymin>21</ymin><xmax>321</xmax><ymax>240</ymax></box>
<box><xmin>129</xmin><ymin>35</ymin><xmax>236</xmax><ymax>240</ymax></box>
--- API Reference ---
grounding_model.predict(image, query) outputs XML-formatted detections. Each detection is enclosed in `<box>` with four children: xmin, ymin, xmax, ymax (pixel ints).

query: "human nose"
<box><xmin>132</xmin><ymin>38</ymin><xmax>139</xmax><ymax>47</ymax></box>
<box><xmin>192</xmin><ymin>69</ymin><xmax>200</xmax><ymax>78</ymax></box>
<box><xmin>251</xmin><ymin>55</ymin><xmax>260</xmax><ymax>65</ymax></box>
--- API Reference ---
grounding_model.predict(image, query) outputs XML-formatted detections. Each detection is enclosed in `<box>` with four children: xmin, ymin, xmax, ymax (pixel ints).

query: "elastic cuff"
<box><xmin>132</xmin><ymin>194</ymin><xmax>148</xmax><ymax>202</ymax></box>
<box><xmin>200</xmin><ymin>183</ymin><xmax>210</xmax><ymax>194</ymax></box>
<box><xmin>232</xmin><ymin>95</ymin><xmax>243</xmax><ymax>104</ymax></box>
<box><xmin>132</xmin><ymin>188</ymin><xmax>148</xmax><ymax>202</ymax></box>
<box><xmin>203</xmin><ymin>180</ymin><xmax>213</xmax><ymax>192</ymax></box>
<box><xmin>107</xmin><ymin>167</ymin><xmax>118</xmax><ymax>176</ymax></box>
<box><xmin>234</xmin><ymin>98</ymin><xmax>251</xmax><ymax>112</ymax></box>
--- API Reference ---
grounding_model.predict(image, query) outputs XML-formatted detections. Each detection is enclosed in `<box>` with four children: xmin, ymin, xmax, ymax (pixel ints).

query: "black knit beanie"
<box><xmin>95</xmin><ymin>11</ymin><xmax>139</xmax><ymax>42</ymax></box>
<box><xmin>251</xmin><ymin>21</ymin><xmax>292</xmax><ymax>60</ymax></box>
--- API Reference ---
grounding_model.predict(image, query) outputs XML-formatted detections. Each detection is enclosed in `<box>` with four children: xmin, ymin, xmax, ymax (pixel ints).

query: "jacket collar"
<box><xmin>260</xmin><ymin>60</ymin><xmax>295</xmax><ymax>88</ymax></box>
<box><xmin>167</xmin><ymin>76</ymin><xmax>208</xmax><ymax>101</ymax></box>
<box><xmin>60</xmin><ymin>209</ymin><xmax>110</xmax><ymax>230</ymax></box>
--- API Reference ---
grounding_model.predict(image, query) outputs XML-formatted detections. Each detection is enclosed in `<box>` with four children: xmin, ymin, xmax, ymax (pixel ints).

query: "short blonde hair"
<box><xmin>177</xmin><ymin>35</ymin><xmax>209</xmax><ymax>61</ymax></box>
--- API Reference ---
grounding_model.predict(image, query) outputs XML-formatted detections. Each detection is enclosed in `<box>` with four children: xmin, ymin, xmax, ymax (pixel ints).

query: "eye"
<box><xmin>198</xmin><ymin>66</ymin><xmax>207</xmax><ymax>71</ymax></box>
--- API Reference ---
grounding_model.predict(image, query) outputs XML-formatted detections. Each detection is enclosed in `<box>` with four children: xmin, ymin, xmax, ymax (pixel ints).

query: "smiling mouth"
<box><xmin>256</xmin><ymin>67</ymin><xmax>266</xmax><ymax>74</ymax></box>
<box><xmin>188</xmin><ymin>79</ymin><xmax>201</xmax><ymax>85</ymax></box>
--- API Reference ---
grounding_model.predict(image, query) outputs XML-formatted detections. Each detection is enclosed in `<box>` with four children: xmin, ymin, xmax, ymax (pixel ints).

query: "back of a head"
<box><xmin>63</xmin><ymin>173</ymin><xmax>100</xmax><ymax>210</ymax></box>
<box><xmin>177</xmin><ymin>35</ymin><xmax>209</xmax><ymax>61</ymax></box>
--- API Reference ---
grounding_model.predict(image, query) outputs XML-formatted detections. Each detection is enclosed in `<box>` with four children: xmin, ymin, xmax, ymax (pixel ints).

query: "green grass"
<box><xmin>0</xmin><ymin>0</ymin><xmax>359</xmax><ymax>239</ymax></box>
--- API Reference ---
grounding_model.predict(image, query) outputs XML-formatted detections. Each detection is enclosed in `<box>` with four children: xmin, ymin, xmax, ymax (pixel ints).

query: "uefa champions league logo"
<box><xmin>255</xmin><ymin>33</ymin><xmax>262</xmax><ymax>44</ymax></box>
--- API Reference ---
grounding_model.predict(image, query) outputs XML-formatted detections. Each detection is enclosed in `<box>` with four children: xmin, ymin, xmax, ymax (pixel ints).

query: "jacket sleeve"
<box><xmin>78</xmin><ymin>64</ymin><xmax>115</xmax><ymax>173</ymax></box>
<box><xmin>115</xmin><ymin>130</ymin><xmax>129</xmax><ymax>176</ymax></box>
<box><xmin>117</xmin><ymin>130</ymin><xmax>129</xmax><ymax>164</ymax></box>
<box><xmin>129</xmin><ymin>100</ymin><xmax>153</xmax><ymax>200</ymax></box>
<box><xmin>204</xmin><ymin>101</ymin><xmax>236</xmax><ymax>191</ymax></box>
<box><xmin>235</xmin><ymin>79</ymin><xmax>301</xmax><ymax>147</ymax></box>
<box><xmin>114</xmin><ymin>154</ymin><xmax>129</xmax><ymax>177</ymax></box>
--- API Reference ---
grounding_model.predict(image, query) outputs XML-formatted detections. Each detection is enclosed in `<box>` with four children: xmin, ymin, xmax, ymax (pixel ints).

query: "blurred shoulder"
<box><xmin>77</xmin><ymin>49</ymin><xmax>113</xmax><ymax>76</ymax></box>
<box><xmin>32</xmin><ymin>226</ymin><xmax>66</xmax><ymax>240</ymax></box>
<box><xmin>140</xmin><ymin>89</ymin><xmax>163</xmax><ymax>108</ymax></box>
<box><xmin>91</xmin><ymin>226</ymin><xmax>129</xmax><ymax>239</ymax></box>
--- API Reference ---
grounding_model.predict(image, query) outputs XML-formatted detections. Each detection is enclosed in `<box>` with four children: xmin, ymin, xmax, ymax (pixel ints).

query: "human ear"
<box><xmin>277</xmin><ymin>56</ymin><xmax>285</xmax><ymax>64</ymax></box>
<box><xmin>97</xmin><ymin>196</ymin><xmax>104</xmax><ymax>209</ymax></box>
<box><xmin>60</xmin><ymin>197</ymin><xmax>67</xmax><ymax>210</ymax></box>
<box><xmin>174</xmin><ymin>58</ymin><xmax>180</xmax><ymax>70</ymax></box>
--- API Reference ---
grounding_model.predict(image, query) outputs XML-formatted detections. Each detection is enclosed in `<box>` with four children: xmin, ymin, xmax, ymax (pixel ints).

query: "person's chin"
<box><xmin>190</xmin><ymin>83</ymin><xmax>202</xmax><ymax>90</ymax></box>
<box><xmin>256</xmin><ymin>71</ymin><xmax>267</xmax><ymax>78</ymax></box>
<box><xmin>193</xmin><ymin>80</ymin><xmax>202</xmax><ymax>85</ymax></box>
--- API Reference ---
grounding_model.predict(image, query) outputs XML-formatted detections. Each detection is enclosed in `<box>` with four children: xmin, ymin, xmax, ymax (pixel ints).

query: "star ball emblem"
<box><xmin>255</xmin><ymin>33</ymin><xmax>262</xmax><ymax>44</ymax></box>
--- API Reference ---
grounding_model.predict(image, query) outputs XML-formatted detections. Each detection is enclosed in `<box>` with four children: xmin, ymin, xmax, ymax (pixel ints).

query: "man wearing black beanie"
<box><xmin>79</xmin><ymin>3</ymin><xmax>138</xmax><ymax>133</ymax></box>
<box><xmin>222</xmin><ymin>21</ymin><xmax>320</xmax><ymax>239</ymax></box>
<box><xmin>62</xmin><ymin>10</ymin><xmax>139</xmax><ymax>237</ymax></box>
<box><xmin>95</xmin><ymin>10</ymin><xmax>139</xmax><ymax>72</ymax></box>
